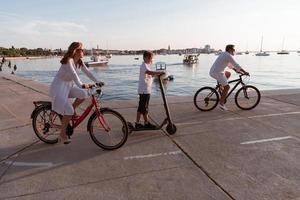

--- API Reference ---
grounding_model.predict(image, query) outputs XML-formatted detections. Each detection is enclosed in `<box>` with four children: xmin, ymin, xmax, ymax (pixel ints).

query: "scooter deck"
<box><xmin>127</xmin><ymin>122</ymin><xmax>160</xmax><ymax>131</ymax></box>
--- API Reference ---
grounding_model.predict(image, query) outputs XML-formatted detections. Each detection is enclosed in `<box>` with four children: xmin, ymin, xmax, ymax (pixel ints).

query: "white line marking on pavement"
<box><xmin>240</xmin><ymin>136</ymin><xmax>294</xmax><ymax>145</ymax></box>
<box><xmin>124</xmin><ymin>150</ymin><xmax>182</xmax><ymax>160</ymax></box>
<box><xmin>176</xmin><ymin>111</ymin><xmax>300</xmax><ymax>126</ymax></box>
<box><xmin>247</xmin><ymin>111</ymin><xmax>300</xmax><ymax>119</ymax></box>
<box><xmin>3</xmin><ymin>161</ymin><xmax>57</xmax><ymax>167</ymax></box>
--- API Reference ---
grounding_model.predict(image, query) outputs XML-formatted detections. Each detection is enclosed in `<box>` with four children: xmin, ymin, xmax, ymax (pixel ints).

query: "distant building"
<box><xmin>204</xmin><ymin>45</ymin><xmax>211</xmax><ymax>54</ymax></box>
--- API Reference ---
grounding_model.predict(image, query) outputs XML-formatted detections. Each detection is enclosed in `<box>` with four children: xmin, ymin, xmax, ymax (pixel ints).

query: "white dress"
<box><xmin>49</xmin><ymin>58</ymin><xmax>99</xmax><ymax>115</ymax></box>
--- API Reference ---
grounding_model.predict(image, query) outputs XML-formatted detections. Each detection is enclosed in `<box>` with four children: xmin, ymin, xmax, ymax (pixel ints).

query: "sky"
<box><xmin>1</xmin><ymin>0</ymin><xmax>300</xmax><ymax>51</ymax></box>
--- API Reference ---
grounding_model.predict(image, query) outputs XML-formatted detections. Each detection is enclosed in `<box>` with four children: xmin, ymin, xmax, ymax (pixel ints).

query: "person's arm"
<box><xmin>239</xmin><ymin>68</ymin><xmax>249</xmax><ymax>75</ymax></box>
<box><xmin>227</xmin><ymin>54</ymin><xmax>242</xmax><ymax>72</ymax></box>
<box><xmin>81</xmin><ymin>62</ymin><xmax>99</xmax><ymax>82</ymax></box>
<box><xmin>66</xmin><ymin>60</ymin><xmax>83</xmax><ymax>88</ymax></box>
<box><xmin>227</xmin><ymin>54</ymin><xmax>249</xmax><ymax>75</ymax></box>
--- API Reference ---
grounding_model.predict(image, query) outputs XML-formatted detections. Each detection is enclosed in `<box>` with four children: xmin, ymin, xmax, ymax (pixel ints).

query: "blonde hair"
<box><xmin>60</xmin><ymin>42</ymin><xmax>84</xmax><ymax>67</ymax></box>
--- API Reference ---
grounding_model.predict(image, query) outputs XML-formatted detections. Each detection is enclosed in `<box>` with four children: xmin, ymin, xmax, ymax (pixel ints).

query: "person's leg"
<box><xmin>69</xmin><ymin>87</ymin><xmax>87</xmax><ymax>115</ymax></box>
<box><xmin>143</xmin><ymin>112</ymin><xmax>149</xmax><ymax>123</ymax></box>
<box><xmin>218</xmin><ymin>73</ymin><xmax>229</xmax><ymax>107</ymax></box>
<box><xmin>72</xmin><ymin>98</ymin><xmax>85</xmax><ymax>115</ymax></box>
<box><xmin>225</xmin><ymin>71</ymin><xmax>231</xmax><ymax>79</ymax></box>
<box><xmin>60</xmin><ymin>115</ymin><xmax>72</xmax><ymax>143</ymax></box>
<box><xmin>220</xmin><ymin>85</ymin><xmax>230</xmax><ymax>106</ymax></box>
<box><xmin>142</xmin><ymin>94</ymin><xmax>150</xmax><ymax>124</ymax></box>
<box><xmin>219</xmin><ymin>71</ymin><xmax>231</xmax><ymax>94</ymax></box>
<box><xmin>143</xmin><ymin>95</ymin><xmax>156</xmax><ymax>128</ymax></box>
<box><xmin>136</xmin><ymin>112</ymin><xmax>142</xmax><ymax>123</ymax></box>
<box><xmin>136</xmin><ymin>94</ymin><xmax>146</xmax><ymax>128</ymax></box>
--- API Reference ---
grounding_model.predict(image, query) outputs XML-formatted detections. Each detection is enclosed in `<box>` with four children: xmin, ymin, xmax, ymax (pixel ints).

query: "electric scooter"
<box><xmin>127</xmin><ymin>74</ymin><xmax>177</xmax><ymax>135</ymax></box>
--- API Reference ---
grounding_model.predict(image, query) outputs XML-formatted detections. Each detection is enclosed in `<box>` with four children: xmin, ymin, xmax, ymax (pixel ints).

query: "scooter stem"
<box><xmin>158</xmin><ymin>75</ymin><xmax>173</xmax><ymax>124</ymax></box>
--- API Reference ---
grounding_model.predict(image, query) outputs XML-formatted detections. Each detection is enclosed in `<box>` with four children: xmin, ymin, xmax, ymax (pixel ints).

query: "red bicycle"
<box><xmin>31</xmin><ymin>83</ymin><xmax>128</xmax><ymax>150</ymax></box>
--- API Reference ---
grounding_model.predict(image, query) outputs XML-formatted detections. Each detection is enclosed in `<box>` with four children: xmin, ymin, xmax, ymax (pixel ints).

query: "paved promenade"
<box><xmin>0</xmin><ymin>73</ymin><xmax>300</xmax><ymax>200</ymax></box>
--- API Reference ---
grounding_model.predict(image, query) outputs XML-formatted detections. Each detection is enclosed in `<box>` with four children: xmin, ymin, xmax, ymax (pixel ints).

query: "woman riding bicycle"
<box><xmin>49</xmin><ymin>42</ymin><xmax>103</xmax><ymax>144</ymax></box>
<box><xmin>209</xmin><ymin>44</ymin><xmax>249</xmax><ymax>111</ymax></box>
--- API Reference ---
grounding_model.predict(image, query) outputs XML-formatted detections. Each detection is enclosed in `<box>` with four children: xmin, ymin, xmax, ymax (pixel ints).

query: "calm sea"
<box><xmin>2</xmin><ymin>54</ymin><xmax>300</xmax><ymax>100</ymax></box>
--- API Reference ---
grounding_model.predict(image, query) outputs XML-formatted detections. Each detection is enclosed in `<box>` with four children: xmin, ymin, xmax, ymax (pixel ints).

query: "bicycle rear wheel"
<box><xmin>32</xmin><ymin>105</ymin><xmax>61</xmax><ymax>144</ymax></box>
<box><xmin>235</xmin><ymin>85</ymin><xmax>261</xmax><ymax>110</ymax></box>
<box><xmin>194</xmin><ymin>87</ymin><xmax>219</xmax><ymax>111</ymax></box>
<box><xmin>88</xmin><ymin>108</ymin><xmax>128</xmax><ymax>150</ymax></box>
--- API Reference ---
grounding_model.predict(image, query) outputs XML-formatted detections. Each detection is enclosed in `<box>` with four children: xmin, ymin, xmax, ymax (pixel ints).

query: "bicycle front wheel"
<box><xmin>235</xmin><ymin>85</ymin><xmax>261</xmax><ymax>110</ymax></box>
<box><xmin>87</xmin><ymin>108</ymin><xmax>128</xmax><ymax>150</ymax></box>
<box><xmin>32</xmin><ymin>105</ymin><xmax>61</xmax><ymax>144</ymax></box>
<box><xmin>194</xmin><ymin>86</ymin><xmax>219</xmax><ymax>111</ymax></box>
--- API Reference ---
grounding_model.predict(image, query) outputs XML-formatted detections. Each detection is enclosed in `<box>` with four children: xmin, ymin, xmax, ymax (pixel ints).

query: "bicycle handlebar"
<box><xmin>83</xmin><ymin>82</ymin><xmax>105</xmax><ymax>89</ymax></box>
<box><xmin>239</xmin><ymin>72</ymin><xmax>250</xmax><ymax>77</ymax></box>
<box><xmin>233</xmin><ymin>68</ymin><xmax>250</xmax><ymax>76</ymax></box>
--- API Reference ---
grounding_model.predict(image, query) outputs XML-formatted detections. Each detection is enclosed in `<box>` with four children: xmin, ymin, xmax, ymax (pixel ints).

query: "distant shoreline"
<box><xmin>3</xmin><ymin>56</ymin><xmax>59</xmax><ymax>60</ymax></box>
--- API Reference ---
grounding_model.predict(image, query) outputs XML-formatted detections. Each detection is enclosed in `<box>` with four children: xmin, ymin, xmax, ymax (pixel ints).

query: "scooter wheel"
<box><xmin>166</xmin><ymin>123</ymin><xmax>177</xmax><ymax>135</ymax></box>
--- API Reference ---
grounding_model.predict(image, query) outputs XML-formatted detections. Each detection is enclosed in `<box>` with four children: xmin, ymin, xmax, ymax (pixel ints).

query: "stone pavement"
<box><xmin>0</xmin><ymin>73</ymin><xmax>300</xmax><ymax>200</ymax></box>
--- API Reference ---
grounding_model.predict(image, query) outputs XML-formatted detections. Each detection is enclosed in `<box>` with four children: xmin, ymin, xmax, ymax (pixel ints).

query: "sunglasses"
<box><xmin>76</xmin><ymin>48</ymin><xmax>84</xmax><ymax>52</ymax></box>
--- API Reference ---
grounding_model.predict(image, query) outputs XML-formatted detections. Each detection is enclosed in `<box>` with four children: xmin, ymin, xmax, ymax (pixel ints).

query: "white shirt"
<box><xmin>49</xmin><ymin>59</ymin><xmax>99</xmax><ymax>114</ymax></box>
<box><xmin>209</xmin><ymin>52</ymin><xmax>242</xmax><ymax>75</ymax></box>
<box><xmin>138</xmin><ymin>62</ymin><xmax>153</xmax><ymax>94</ymax></box>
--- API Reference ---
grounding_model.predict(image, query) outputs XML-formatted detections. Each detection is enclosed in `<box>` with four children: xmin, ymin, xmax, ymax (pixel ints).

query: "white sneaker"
<box><xmin>219</xmin><ymin>104</ymin><xmax>228</xmax><ymax>111</ymax></box>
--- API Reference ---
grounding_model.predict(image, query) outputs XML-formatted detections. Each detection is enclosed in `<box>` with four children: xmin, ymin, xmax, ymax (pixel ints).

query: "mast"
<box><xmin>260</xmin><ymin>36</ymin><xmax>263</xmax><ymax>52</ymax></box>
<box><xmin>281</xmin><ymin>37</ymin><xmax>285</xmax><ymax>51</ymax></box>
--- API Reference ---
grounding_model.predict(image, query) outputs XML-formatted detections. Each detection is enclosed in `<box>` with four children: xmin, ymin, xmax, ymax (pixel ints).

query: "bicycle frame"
<box><xmin>69</xmin><ymin>95</ymin><xmax>110</xmax><ymax>131</ymax></box>
<box><xmin>215</xmin><ymin>75</ymin><xmax>246</xmax><ymax>100</ymax></box>
<box><xmin>47</xmin><ymin>93</ymin><xmax>110</xmax><ymax>132</ymax></box>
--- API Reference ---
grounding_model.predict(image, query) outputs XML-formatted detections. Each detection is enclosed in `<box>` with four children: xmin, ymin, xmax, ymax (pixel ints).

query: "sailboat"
<box><xmin>85</xmin><ymin>47</ymin><xmax>109</xmax><ymax>67</ymax></box>
<box><xmin>256</xmin><ymin>36</ymin><xmax>270</xmax><ymax>56</ymax></box>
<box><xmin>277</xmin><ymin>37</ymin><xmax>289</xmax><ymax>55</ymax></box>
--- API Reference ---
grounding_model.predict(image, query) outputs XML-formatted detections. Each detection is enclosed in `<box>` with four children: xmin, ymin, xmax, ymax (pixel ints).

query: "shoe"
<box><xmin>144</xmin><ymin>122</ymin><xmax>157</xmax><ymax>129</ymax></box>
<box><xmin>219</xmin><ymin>104</ymin><xmax>228</xmax><ymax>111</ymax></box>
<box><xmin>58</xmin><ymin>136</ymin><xmax>71</xmax><ymax>145</ymax></box>
<box><xmin>135</xmin><ymin>123</ymin><xmax>144</xmax><ymax>129</ymax></box>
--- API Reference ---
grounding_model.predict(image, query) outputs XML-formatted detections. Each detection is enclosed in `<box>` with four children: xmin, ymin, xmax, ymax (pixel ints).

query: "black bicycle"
<box><xmin>194</xmin><ymin>72</ymin><xmax>261</xmax><ymax>111</ymax></box>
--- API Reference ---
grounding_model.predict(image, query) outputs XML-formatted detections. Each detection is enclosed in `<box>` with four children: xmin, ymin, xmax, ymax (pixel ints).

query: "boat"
<box><xmin>183</xmin><ymin>54</ymin><xmax>199</xmax><ymax>64</ymax></box>
<box><xmin>256</xmin><ymin>36</ymin><xmax>270</xmax><ymax>56</ymax></box>
<box><xmin>235</xmin><ymin>52</ymin><xmax>243</xmax><ymax>55</ymax></box>
<box><xmin>255</xmin><ymin>51</ymin><xmax>270</xmax><ymax>56</ymax></box>
<box><xmin>154</xmin><ymin>62</ymin><xmax>174</xmax><ymax>81</ymax></box>
<box><xmin>215</xmin><ymin>50</ymin><xmax>222</xmax><ymax>56</ymax></box>
<box><xmin>277</xmin><ymin>50</ymin><xmax>289</xmax><ymax>55</ymax></box>
<box><xmin>245</xmin><ymin>51</ymin><xmax>249</xmax><ymax>55</ymax></box>
<box><xmin>105</xmin><ymin>54</ymin><xmax>112</xmax><ymax>59</ymax></box>
<box><xmin>85</xmin><ymin>55</ymin><xmax>109</xmax><ymax>67</ymax></box>
<box><xmin>277</xmin><ymin>37</ymin><xmax>289</xmax><ymax>55</ymax></box>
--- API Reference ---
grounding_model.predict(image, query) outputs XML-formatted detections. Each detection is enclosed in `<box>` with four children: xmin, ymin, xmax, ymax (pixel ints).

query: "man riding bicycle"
<box><xmin>209</xmin><ymin>44</ymin><xmax>249</xmax><ymax>111</ymax></box>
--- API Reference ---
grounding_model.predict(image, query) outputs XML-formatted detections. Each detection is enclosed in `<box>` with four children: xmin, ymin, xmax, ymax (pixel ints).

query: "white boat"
<box><xmin>277</xmin><ymin>50</ymin><xmax>289</xmax><ymax>55</ymax></box>
<box><xmin>215</xmin><ymin>50</ymin><xmax>222</xmax><ymax>56</ymax></box>
<box><xmin>256</xmin><ymin>36</ymin><xmax>270</xmax><ymax>56</ymax></box>
<box><xmin>256</xmin><ymin>52</ymin><xmax>270</xmax><ymax>56</ymax></box>
<box><xmin>105</xmin><ymin>54</ymin><xmax>112</xmax><ymax>59</ymax></box>
<box><xmin>155</xmin><ymin>62</ymin><xmax>174</xmax><ymax>81</ymax></box>
<box><xmin>277</xmin><ymin>37</ymin><xmax>289</xmax><ymax>55</ymax></box>
<box><xmin>86</xmin><ymin>55</ymin><xmax>109</xmax><ymax>67</ymax></box>
<box><xmin>183</xmin><ymin>54</ymin><xmax>199</xmax><ymax>64</ymax></box>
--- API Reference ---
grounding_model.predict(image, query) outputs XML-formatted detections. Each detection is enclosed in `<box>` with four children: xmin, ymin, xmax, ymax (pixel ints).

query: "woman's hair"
<box><xmin>60</xmin><ymin>42</ymin><xmax>84</xmax><ymax>67</ymax></box>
